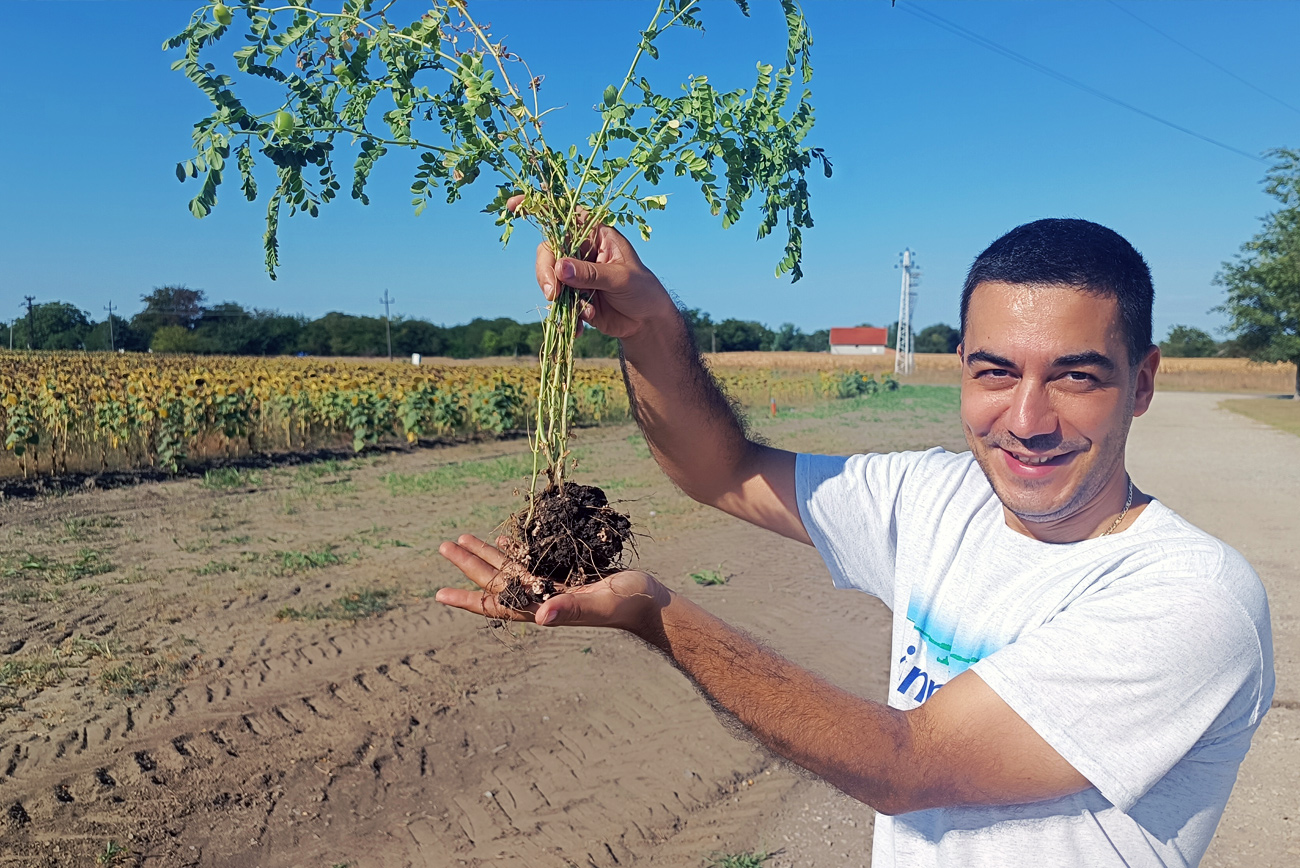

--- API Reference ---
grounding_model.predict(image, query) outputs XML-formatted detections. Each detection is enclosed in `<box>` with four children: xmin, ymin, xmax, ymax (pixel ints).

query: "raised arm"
<box><xmin>531</xmin><ymin>219</ymin><xmax>810</xmax><ymax>543</ymax></box>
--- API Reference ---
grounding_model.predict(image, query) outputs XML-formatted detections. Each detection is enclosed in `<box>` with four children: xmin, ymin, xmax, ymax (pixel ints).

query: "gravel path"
<box><xmin>1126</xmin><ymin>392</ymin><xmax>1299</xmax><ymax>867</ymax></box>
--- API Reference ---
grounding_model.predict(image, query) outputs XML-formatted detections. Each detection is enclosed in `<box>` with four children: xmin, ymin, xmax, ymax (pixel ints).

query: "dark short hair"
<box><xmin>959</xmin><ymin>218</ymin><xmax>1154</xmax><ymax>364</ymax></box>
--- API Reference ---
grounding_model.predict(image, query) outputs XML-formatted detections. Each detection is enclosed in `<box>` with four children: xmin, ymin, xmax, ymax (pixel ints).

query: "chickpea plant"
<box><xmin>167</xmin><ymin>0</ymin><xmax>830</xmax><ymax>601</ymax></box>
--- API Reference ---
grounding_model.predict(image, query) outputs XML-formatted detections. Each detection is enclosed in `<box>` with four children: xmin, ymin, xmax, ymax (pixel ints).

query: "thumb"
<box><xmin>535</xmin><ymin>596</ymin><xmax>580</xmax><ymax>627</ymax></box>
<box><xmin>556</xmin><ymin>257</ymin><xmax>614</xmax><ymax>292</ymax></box>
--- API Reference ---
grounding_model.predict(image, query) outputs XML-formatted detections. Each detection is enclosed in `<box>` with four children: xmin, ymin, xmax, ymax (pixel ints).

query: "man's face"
<box><xmin>960</xmin><ymin>281</ymin><xmax>1158</xmax><ymax>534</ymax></box>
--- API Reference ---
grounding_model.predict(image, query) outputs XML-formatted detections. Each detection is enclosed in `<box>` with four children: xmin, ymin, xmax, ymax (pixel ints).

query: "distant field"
<box><xmin>704</xmin><ymin>352</ymin><xmax>1297</xmax><ymax>394</ymax></box>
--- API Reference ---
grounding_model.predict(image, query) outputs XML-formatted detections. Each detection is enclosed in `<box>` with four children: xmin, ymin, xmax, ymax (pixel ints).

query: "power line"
<box><xmin>1105</xmin><ymin>0</ymin><xmax>1300</xmax><ymax>118</ymax></box>
<box><xmin>897</xmin><ymin>2</ymin><xmax>1267</xmax><ymax>165</ymax></box>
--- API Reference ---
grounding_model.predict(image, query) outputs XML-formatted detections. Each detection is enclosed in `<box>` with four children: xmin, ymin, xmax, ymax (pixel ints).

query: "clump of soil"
<box><xmin>497</xmin><ymin>483</ymin><xmax>634</xmax><ymax>608</ymax></box>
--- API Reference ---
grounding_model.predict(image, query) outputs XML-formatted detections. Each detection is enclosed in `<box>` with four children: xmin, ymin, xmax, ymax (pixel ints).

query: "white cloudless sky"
<box><xmin>2</xmin><ymin>0</ymin><xmax>1297</xmax><ymax>342</ymax></box>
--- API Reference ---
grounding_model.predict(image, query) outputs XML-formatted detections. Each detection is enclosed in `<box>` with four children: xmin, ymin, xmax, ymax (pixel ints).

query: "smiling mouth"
<box><xmin>995</xmin><ymin>446</ymin><xmax>1078</xmax><ymax>475</ymax></box>
<box><xmin>1008</xmin><ymin>451</ymin><xmax>1066</xmax><ymax>466</ymax></box>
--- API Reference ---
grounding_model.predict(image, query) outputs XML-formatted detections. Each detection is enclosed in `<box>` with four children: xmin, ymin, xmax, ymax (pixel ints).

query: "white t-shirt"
<box><xmin>795</xmin><ymin>448</ymin><xmax>1274</xmax><ymax>868</ymax></box>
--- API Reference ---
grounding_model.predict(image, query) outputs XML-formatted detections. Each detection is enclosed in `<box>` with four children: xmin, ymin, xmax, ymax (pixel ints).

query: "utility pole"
<box><xmin>23</xmin><ymin>296</ymin><xmax>35</xmax><ymax>350</ymax></box>
<box><xmin>894</xmin><ymin>249</ymin><xmax>920</xmax><ymax>376</ymax></box>
<box><xmin>104</xmin><ymin>300</ymin><xmax>116</xmax><ymax>352</ymax></box>
<box><xmin>380</xmin><ymin>289</ymin><xmax>394</xmax><ymax>361</ymax></box>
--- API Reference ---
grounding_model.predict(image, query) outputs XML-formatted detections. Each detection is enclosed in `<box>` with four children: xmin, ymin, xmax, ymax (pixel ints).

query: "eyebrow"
<box><xmin>965</xmin><ymin>350</ymin><xmax>1016</xmax><ymax>368</ymax></box>
<box><xmin>965</xmin><ymin>349</ymin><xmax>1116</xmax><ymax>371</ymax></box>
<box><xmin>1052</xmin><ymin>351</ymin><xmax>1116</xmax><ymax>371</ymax></box>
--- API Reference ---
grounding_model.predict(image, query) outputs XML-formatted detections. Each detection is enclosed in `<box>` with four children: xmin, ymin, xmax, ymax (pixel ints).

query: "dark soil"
<box><xmin>498</xmin><ymin>483</ymin><xmax>634</xmax><ymax>607</ymax></box>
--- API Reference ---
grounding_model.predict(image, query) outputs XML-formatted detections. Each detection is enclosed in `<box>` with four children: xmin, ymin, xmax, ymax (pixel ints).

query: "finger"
<box><xmin>434</xmin><ymin>587</ymin><xmax>536</xmax><ymax>622</ymax></box>
<box><xmin>506</xmin><ymin>193</ymin><xmax>526</xmax><ymax>214</ymax></box>
<box><xmin>556</xmin><ymin>257</ymin><xmax>622</xmax><ymax>293</ymax></box>
<box><xmin>536</xmin><ymin>241</ymin><xmax>559</xmax><ymax>300</ymax></box>
<box><xmin>457</xmin><ymin>534</ymin><xmax>508</xmax><ymax>570</ymax></box>
<box><xmin>437</xmin><ymin>539</ymin><xmax>508</xmax><ymax>592</ymax></box>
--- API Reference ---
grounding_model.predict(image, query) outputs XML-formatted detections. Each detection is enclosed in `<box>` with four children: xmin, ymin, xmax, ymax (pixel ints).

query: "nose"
<box><xmin>1005</xmin><ymin>379</ymin><xmax>1058</xmax><ymax>442</ymax></box>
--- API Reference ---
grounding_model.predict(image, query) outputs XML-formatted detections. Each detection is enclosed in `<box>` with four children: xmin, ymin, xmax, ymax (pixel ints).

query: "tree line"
<box><xmin>5</xmin><ymin>286</ymin><xmax>970</xmax><ymax>358</ymax></box>
<box><xmin>6</xmin><ymin>285</ymin><xmax>1269</xmax><ymax>361</ymax></box>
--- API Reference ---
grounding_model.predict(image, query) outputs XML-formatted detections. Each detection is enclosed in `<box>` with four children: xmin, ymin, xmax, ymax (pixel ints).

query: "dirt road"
<box><xmin>0</xmin><ymin>387</ymin><xmax>1294</xmax><ymax>867</ymax></box>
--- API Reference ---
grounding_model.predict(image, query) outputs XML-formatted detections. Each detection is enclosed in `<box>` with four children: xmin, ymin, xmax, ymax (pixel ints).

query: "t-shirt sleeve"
<box><xmin>970</xmin><ymin>560</ymin><xmax>1271</xmax><ymax>813</ymax></box>
<box><xmin>795</xmin><ymin>450</ymin><xmax>929</xmax><ymax>599</ymax></box>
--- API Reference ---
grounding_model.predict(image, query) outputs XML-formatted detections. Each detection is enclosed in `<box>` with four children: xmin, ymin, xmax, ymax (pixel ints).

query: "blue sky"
<box><xmin>2</xmin><ymin>0</ymin><xmax>1297</xmax><ymax>341</ymax></box>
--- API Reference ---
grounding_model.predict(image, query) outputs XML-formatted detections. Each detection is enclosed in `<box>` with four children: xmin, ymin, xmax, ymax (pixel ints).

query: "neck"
<box><xmin>1002</xmin><ymin>468</ymin><xmax>1146</xmax><ymax>543</ymax></box>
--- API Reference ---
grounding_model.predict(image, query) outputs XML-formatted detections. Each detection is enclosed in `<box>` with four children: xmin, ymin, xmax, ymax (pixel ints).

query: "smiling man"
<box><xmin>437</xmin><ymin>218</ymin><xmax>1274</xmax><ymax>866</ymax></box>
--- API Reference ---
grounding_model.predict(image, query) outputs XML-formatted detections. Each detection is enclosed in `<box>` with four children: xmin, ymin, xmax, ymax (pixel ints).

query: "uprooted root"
<box><xmin>495</xmin><ymin>482</ymin><xmax>634</xmax><ymax>607</ymax></box>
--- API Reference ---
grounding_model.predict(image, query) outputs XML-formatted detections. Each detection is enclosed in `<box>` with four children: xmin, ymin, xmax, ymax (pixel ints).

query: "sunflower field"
<box><xmin>0</xmin><ymin>352</ymin><xmax>628</xmax><ymax>478</ymax></box>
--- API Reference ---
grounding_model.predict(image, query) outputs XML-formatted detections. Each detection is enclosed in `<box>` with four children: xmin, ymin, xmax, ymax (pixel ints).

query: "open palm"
<box><xmin>436</xmin><ymin>534</ymin><xmax>666</xmax><ymax>634</ymax></box>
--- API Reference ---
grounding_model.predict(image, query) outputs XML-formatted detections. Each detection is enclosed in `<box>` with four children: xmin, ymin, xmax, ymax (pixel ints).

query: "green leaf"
<box><xmin>603</xmin><ymin>84</ymin><xmax>618</xmax><ymax>107</ymax></box>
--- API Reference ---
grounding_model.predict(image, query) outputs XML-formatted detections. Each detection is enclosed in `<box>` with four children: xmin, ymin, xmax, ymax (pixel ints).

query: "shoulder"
<box><xmin>799</xmin><ymin>447</ymin><xmax>984</xmax><ymax>492</ymax></box>
<box><xmin>1119</xmin><ymin>501</ymin><xmax>1270</xmax><ymax>623</ymax></box>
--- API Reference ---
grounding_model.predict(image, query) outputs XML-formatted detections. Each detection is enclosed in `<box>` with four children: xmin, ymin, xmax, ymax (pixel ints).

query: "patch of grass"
<box><xmin>346</xmin><ymin>525</ymin><xmax>412</xmax><ymax>549</ymax></box>
<box><xmin>690</xmin><ymin>568</ymin><xmax>728</xmax><ymax>587</ymax></box>
<box><xmin>775</xmin><ymin>384</ymin><xmax>960</xmax><ymax>420</ymax></box>
<box><xmin>60</xmin><ymin>515</ymin><xmax>121</xmax><ymax>541</ymax></box>
<box><xmin>98</xmin><ymin>655</ymin><xmax>195</xmax><ymax>698</ymax></box>
<box><xmin>599</xmin><ymin>477</ymin><xmax>649</xmax><ymax>493</ymax></box>
<box><xmin>201</xmin><ymin>467</ymin><xmax>264</xmax><ymax>490</ymax></box>
<box><xmin>196</xmin><ymin>559</ymin><xmax>239</xmax><ymax>576</ymax></box>
<box><xmin>98</xmin><ymin>662</ymin><xmax>156</xmax><ymax>697</ymax></box>
<box><xmin>293</xmin><ymin>478</ymin><xmax>357</xmax><ymax>498</ymax></box>
<box><xmin>384</xmin><ymin>453</ymin><xmax>533</xmax><ymax>496</ymax></box>
<box><xmin>2</xmin><ymin>549</ymin><xmax>114</xmax><ymax>585</ymax></box>
<box><xmin>173</xmin><ymin>535</ymin><xmax>213</xmax><ymax>554</ymax></box>
<box><xmin>295</xmin><ymin>459</ymin><xmax>347</xmax><ymax>480</ymax></box>
<box><xmin>275</xmin><ymin>547</ymin><xmax>347</xmax><ymax>573</ymax></box>
<box><xmin>277</xmin><ymin>588</ymin><xmax>397</xmax><ymax>622</ymax></box>
<box><xmin>221</xmin><ymin>534</ymin><xmax>252</xmax><ymax>545</ymax></box>
<box><xmin>707</xmin><ymin>852</ymin><xmax>772</xmax><ymax>868</ymax></box>
<box><xmin>1220</xmin><ymin>397</ymin><xmax>1300</xmax><ymax>437</ymax></box>
<box><xmin>96</xmin><ymin>840</ymin><xmax>132</xmax><ymax>866</ymax></box>
<box><xmin>626</xmin><ymin>432</ymin><xmax>652</xmax><ymax>460</ymax></box>
<box><xmin>0</xmin><ymin>656</ymin><xmax>66</xmax><ymax>693</ymax></box>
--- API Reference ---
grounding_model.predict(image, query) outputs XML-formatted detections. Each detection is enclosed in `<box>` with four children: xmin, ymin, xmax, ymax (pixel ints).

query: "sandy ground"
<box><xmin>0</xmin><ymin>387</ymin><xmax>1294</xmax><ymax>867</ymax></box>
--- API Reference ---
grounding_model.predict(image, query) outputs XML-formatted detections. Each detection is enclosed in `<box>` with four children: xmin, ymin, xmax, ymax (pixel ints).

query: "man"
<box><xmin>437</xmin><ymin>218</ymin><xmax>1274</xmax><ymax>866</ymax></box>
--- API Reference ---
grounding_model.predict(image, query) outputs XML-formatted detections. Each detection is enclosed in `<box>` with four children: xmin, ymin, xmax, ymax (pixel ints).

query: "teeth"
<box><xmin>1016</xmin><ymin>454</ymin><xmax>1053</xmax><ymax>465</ymax></box>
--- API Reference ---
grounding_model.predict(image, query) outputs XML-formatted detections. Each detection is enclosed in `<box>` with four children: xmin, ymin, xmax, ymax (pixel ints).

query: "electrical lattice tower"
<box><xmin>894</xmin><ymin>249</ymin><xmax>920</xmax><ymax>376</ymax></box>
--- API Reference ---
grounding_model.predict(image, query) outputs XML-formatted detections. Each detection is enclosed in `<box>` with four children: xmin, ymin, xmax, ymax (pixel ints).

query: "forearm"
<box><xmin>618</xmin><ymin>310</ymin><xmax>758</xmax><ymax>504</ymax></box>
<box><xmin>637</xmin><ymin>590</ymin><xmax>921</xmax><ymax>816</ymax></box>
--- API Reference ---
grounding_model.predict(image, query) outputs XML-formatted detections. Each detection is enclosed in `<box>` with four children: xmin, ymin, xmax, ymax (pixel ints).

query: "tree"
<box><xmin>1216</xmin><ymin>148</ymin><xmax>1300</xmax><ymax>398</ymax></box>
<box><xmin>85</xmin><ymin>314</ymin><xmax>148</xmax><ymax>352</ymax></box>
<box><xmin>151</xmin><ymin>325</ymin><xmax>205</xmax><ymax>353</ymax></box>
<box><xmin>1160</xmin><ymin>325</ymin><xmax>1218</xmax><ymax>358</ymax></box>
<box><xmin>714</xmin><ymin>318</ymin><xmax>772</xmax><ymax>352</ymax></box>
<box><xmin>11</xmin><ymin>302</ymin><xmax>92</xmax><ymax>350</ymax></box>
<box><xmin>132</xmin><ymin>285</ymin><xmax>206</xmax><ymax>344</ymax></box>
<box><xmin>680</xmin><ymin>308</ymin><xmax>717</xmax><ymax>353</ymax></box>
<box><xmin>916</xmin><ymin>323</ymin><xmax>960</xmax><ymax>354</ymax></box>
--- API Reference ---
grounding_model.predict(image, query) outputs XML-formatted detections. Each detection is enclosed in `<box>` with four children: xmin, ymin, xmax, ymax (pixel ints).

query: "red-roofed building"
<box><xmin>829</xmin><ymin>326</ymin><xmax>888</xmax><ymax>355</ymax></box>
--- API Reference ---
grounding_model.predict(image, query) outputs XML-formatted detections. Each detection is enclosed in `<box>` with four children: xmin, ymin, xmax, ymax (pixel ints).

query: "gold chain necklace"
<box><xmin>1099</xmin><ymin>479</ymin><xmax>1134</xmax><ymax>537</ymax></box>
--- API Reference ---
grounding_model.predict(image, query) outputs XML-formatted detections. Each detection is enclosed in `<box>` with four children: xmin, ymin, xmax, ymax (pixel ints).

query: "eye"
<box><xmin>1062</xmin><ymin>371</ymin><xmax>1096</xmax><ymax>385</ymax></box>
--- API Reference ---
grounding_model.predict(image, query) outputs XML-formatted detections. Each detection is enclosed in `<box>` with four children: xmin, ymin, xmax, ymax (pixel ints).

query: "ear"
<box><xmin>1132</xmin><ymin>345</ymin><xmax>1160</xmax><ymax>417</ymax></box>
